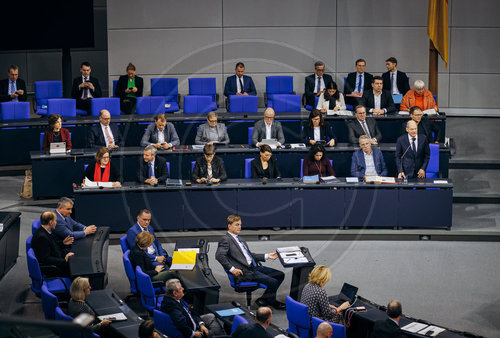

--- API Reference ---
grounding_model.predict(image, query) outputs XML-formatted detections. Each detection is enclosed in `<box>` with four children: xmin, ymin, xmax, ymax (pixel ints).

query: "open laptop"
<box><xmin>49</xmin><ymin>142</ymin><xmax>66</xmax><ymax>154</ymax></box>
<box><xmin>329</xmin><ymin>283</ymin><xmax>358</xmax><ymax>306</ymax></box>
<box><xmin>262</xmin><ymin>138</ymin><xmax>277</xmax><ymax>149</ymax></box>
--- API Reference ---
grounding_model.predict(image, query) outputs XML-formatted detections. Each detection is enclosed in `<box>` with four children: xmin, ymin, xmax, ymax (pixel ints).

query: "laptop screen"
<box><xmin>339</xmin><ymin>283</ymin><xmax>358</xmax><ymax>303</ymax></box>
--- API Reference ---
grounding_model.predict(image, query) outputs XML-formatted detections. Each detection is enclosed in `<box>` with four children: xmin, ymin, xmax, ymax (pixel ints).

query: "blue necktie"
<box><xmin>237</xmin><ymin>236</ymin><xmax>256</xmax><ymax>267</ymax></box>
<box><xmin>357</xmin><ymin>74</ymin><xmax>362</xmax><ymax>92</ymax></box>
<box><xmin>9</xmin><ymin>81</ymin><xmax>18</xmax><ymax>102</ymax></box>
<box><xmin>316</xmin><ymin>76</ymin><xmax>321</xmax><ymax>93</ymax></box>
<box><xmin>148</xmin><ymin>163</ymin><xmax>154</xmax><ymax>178</ymax></box>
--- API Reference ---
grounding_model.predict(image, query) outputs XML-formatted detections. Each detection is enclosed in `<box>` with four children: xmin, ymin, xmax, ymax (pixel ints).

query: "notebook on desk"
<box><xmin>330</xmin><ymin>283</ymin><xmax>358</xmax><ymax>306</ymax></box>
<box><xmin>49</xmin><ymin>142</ymin><xmax>66</xmax><ymax>154</ymax></box>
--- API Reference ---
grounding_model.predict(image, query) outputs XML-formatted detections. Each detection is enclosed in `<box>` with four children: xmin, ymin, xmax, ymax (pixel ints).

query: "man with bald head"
<box><xmin>232</xmin><ymin>306</ymin><xmax>273</xmax><ymax>338</ymax></box>
<box><xmin>371</xmin><ymin>300</ymin><xmax>405</xmax><ymax>338</ymax></box>
<box><xmin>251</xmin><ymin>107</ymin><xmax>285</xmax><ymax>148</ymax></box>
<box><xmin>88</xmin><ymin>109</ymin><xmax>123</xmax><ymax>148</ymax></box>
<box><xmin>395</xmin><ymin>120</ymin><xmax>430</xmax><ymax>179</ymax></box>
<box><xmin>315</xmin><ymin>322</ymin><xmax>333</xmax><ymax>338</ymax></box>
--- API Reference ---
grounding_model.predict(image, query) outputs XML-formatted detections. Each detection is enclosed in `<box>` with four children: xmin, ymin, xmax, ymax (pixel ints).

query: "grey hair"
<box><xmin>414</xmin><ymin>80</ymin><xmax>425</xmax><ymax>90</ymax></box>
<box><xmin>165</xmin><ymin>279</ymin><xmax>182</xmax><ymax>296</ymax></box>
<box><xmin>57</xmin><ymin>197</ymin><xmax>74</xmax><ymax>208</ymax></box>
<box><xmin>144</xmin><ymin>145</ymin><xmax>157</xmax><ymax>155</ymax></box>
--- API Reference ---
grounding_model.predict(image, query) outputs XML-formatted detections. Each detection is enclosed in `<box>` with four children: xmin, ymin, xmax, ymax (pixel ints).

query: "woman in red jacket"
<box><xmin>42</xmin><ymin>113</ymin><xmax>72</xmax><ymax>151</ymax></box>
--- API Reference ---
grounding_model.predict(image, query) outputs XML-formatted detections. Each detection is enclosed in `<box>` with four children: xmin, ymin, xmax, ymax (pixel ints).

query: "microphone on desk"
<box><xmin>111</xmin><ymin>292</ymin><xmax>123</xmax><ymax>305</ymax></box>
<box><xmin>262</xmin><ymin>177</ymin><xmax>268</xmax><ymax>185</ymax></box>
<box><xmin>399</xmin><ymin>143</ymin><xmax>412</xmax><ymax>178</ymax></box>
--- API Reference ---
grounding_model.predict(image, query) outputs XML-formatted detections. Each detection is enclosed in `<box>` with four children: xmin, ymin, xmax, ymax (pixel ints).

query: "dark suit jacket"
<box><xmin>224</xmin><ymin>75</ymin><xmax>257</xmax><ymax>97</ymax></box>
<box><xmin>395</xmin><ymin>134</ymin><xmax>430</xmax><ymax>178</ymax></box>
<box><xmin>400</xmin><ymin>118</ymin><xmax>440</xmax><ymax>143</ymax></box>
<box><xmin>126</xmin><ymin>223</ymin><xmax>171</xmax><ymax>265</ymax></box>
<box><xmin>160</xmin><ymin>296</ymin><xmax>203</xmax><ymax>338</ymax></box>
<box><xmin>348</xmin><ymin>117</ymin><xmax>382</xmax><ymax>144</ymax></box>
<box><xmin>136</xmin><ymin>155</ymin><xmax>169</xmax><ymax>183</ymax></box>
<box><xmin>191</xmin><ymin>155</ymin><xmax>227</xmax><ymax>181</ymax></box>
<box><xmin>371</xmin><ymin>318</ymin><xmax>405</xmax><ymax>338</ymax></box>
<box><xmin>251</xmin><ymin>119</ymin><xmax>285</xmax><ymax>146</ymax></box>
<box><xmin>71</xmin><ymin>75</ymin><xmax>102</xmax><ymax>100</ymax></box>
<box><xmin>215</xmin><ymin>233</ymin><xmax>266</xmax><ymax>283</ymax></box>
<box><xmin>382</xmin><ymin>70</ymin><xmax>410</xmax><ymax>96</ymax></box>
<box><xmin>42</xmin><ymin>128</ymin><xmax>72</xmax><ymax>150</ymax></box>
<box><xmin>350</xmin><ymin>148</ymin><xmax>388</xmax><ymax>177</ymax></box>
<box><xmin>88</xmin><ymin>123</ymin><xmax>123</xmax><ymax>148</ymax></box>
<box><xmin>304</xmin><ymin>74</ymin><xmax>333</xmax><ymax>107</ymax></box>
<box><xmin>232</xmin><ymin>323</ymin><xmax>273</xmax><ymax>338</ymax></box>
<box><xmin>250</xmin><ymin>155</ymin><xmax>281</xmax><ymax>179</ymax></box>
<box><xmin>344</xmin><ymin>72</ymin><xmax>373</xmax><ymax>94</ymax></box>
<box><xmin>31</xmin><ymin>226</ymin><xmax>69</xmax><ymax>276</ymax></box>
<box><xmin>129</xmin><ymin>245</ymin><xmax>164</xmax><ymax>278</ymax></box>
<box><xmin>301</xmin><ymin>122</ymin><xmax>337</xmax><ymax>145</ymax></box>
<box><xmin>115</xmin><ymin>75</ymin><xmax>144</xmax><ymax>98</ymax></box>
<box><xmin>360</xmin><ymin>89</ymin><xmax>396</xmax><ymax>114</ymax></box>
<box><xmin>0</xmin><ymin>78</ymin><xmax>27</xmax><ymax>102</ymax></box>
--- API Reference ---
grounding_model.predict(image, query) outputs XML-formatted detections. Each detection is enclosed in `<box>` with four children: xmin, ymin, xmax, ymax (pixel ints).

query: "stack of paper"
<box><xmin>97</xmin><ymin>313</ymin><xmax>127</xmax><ymax>321</ymax></box>
<box><xmin>277</xmin><ymin>247</ymin><xmax>308</xmax><ymax>264</ymax></box>
<box><xmin>82</xmin><ymin>177</ymin><xmax>113</xmax><ymax>189</ymax></box>
<box><xmin>402</xmin><ymin>322</ymin><xmax>428</xmax><ymax>333</ymax></box>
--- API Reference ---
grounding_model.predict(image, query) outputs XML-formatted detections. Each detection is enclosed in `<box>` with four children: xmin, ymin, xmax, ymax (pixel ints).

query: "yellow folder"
<box><xmin>170</xmin><ymin>250</ymin><xmax>197</xmax><ymax>270</ymax></box>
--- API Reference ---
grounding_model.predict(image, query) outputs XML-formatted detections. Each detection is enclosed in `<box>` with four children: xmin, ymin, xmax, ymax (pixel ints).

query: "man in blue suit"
<box><xmin>351</xmin><ymin>135</ymin><xmax>388</xmax><ymax>177</ymax></box>
<box><xmin>126</xmin><ymin>209</ymin><xmax>171</xmax><ymax>266</ymax></box>
<box><xmin>395</xmin><ymin>120</ymin><xmax>430</xmax><ymax>179</ymax></box>
<box><xmin>223</xmin><ymin>62</ymin><xmax>257</xmax><ymax>100</ymax></box>
<box><xmin>53</xmin><ymin>197</ymin><xmax>97</xmax><ymax>241</ymax></box>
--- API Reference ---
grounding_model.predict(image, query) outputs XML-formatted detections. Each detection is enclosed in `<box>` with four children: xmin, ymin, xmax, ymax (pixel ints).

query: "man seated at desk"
<box><xmin>232</xmin><ymin>306</ymin><xmax>274</xmax><ymax>338</ymax></box>
<box><xmin>140</xmin><ymin>113</ymin><xmax>180</xmax><ymax>150</ymax></box>
<box><xmin>251</xmin><ymin>107</ymin><xmax>285</xmax><ymax>148</ymax></box>
<box><xmin>0</xmin><ymin>64</ymin><xmax>27</xmax><ymax>102</ymax></box>
<box><xmin>351</xmin><ymin>135</ymin><xmax>387</xmax><ymax>178</ymax></box>
<box><xmin>127</xmin><ymin>209</ymin><xmax>172</xmax><ymax>266</ymax></box>
<box><xmin>32</xmin><ymin>211</ymin><xmax>74</xmax><ymax>277</ymax></box>
<box><xmin>401</xmin><ymin>106</ymin><xmax>440</xmax><ymax>144</ymax></box>
<box><xmin>54</xmin><ymin>197</ymin><xmax>97</xmax><ymax>241</ymax></box>
<box><xmin>137</xmin><ymin>145</ymin><xmax>169</xmax><ymax>186</ymax></box>
<box><xmin>160</xmin><ymin>278</ymin><xmax>225</xmax><ymax>337</ymax></box>
<box><xmin>395</xmin><ymin>120</ymin><xmax>430</xmax><ymax>179</ymax></box>
<box><xmin>371</xmin><ymin>300</ymin><xmax>405</xmax><ymax>338</ymax></box>
<box><xmin>216</xmin><ymin>215</ymin><xmax>285</xmax><ymax>310</ymax></box>
<box><xmin>224</xmin><ymin>62</ymin><xmax>257</xmax><ymax>100</ymax></box>
<box><xmin>359</xmin><ymin>76</ymin><xmax>396</xmax><ymax>115</ymax></box>
<box><xmin>348</xmin><ymin>105</ymin><xmax>382</xmax><ymax>145</ymax></box>
<box><xmin>88</xmin><ymin>109</ymin><xmax>123</xmax><ymax>148</ymax></box>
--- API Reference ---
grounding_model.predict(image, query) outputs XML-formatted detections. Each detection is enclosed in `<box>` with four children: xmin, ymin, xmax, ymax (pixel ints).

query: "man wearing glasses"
<box><xmin>88</xmin><ymin>109</ymin><xmax>123</xmax><ymax>148</ymax></box>
<box><xmin>401</xmin><ymin>106</ymin><xmax>440</xmax><ymax>144</ymax></box>
<box><xmin>347</xmin><ymin>105</ymin><xmax>382</xmax><ymax>145</ymax></box>
<box><xmin>304</xmin><ymin>61</ymin><xmax>333</xmax><ymax>108</ymax></box>
<box><xmin>251</xmin><ymin>107</ymin><xmax>285</xmax><ymax>148</ymax></box>
<box><xmin>194</xmin><ymin>111</ymin><xmax>230</xmax><ymax>145</ymax></box>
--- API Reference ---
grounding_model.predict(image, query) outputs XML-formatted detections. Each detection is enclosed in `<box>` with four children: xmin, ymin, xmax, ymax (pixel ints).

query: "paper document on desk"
<box><xmin>401</xmin><ymin>322</ymin><xmax>428</xmax><ymax>333</ymax></box>
<box><xmin>98</xmin><ymin>312</ymin><xmax>127</xmax><ymax>321</ymax></box>
<box><xmin>192</xmin><ymin>145</ymin><xmax>204</xmax><ymax>150</ymax></box>
<box><xmin>423</xmin><ymin>108</ymin><xmax>438</xmax><ymax>116</ymax></box>
<box><xmin>417</xmin><ymin>325</ymin><xmax>446</xmax><ymax>336</ymax></box>
<box><xmin>83</xmin><ymin>177</ymin><xmax>113</xmax><ymax>188</ymax></box>
<box><xmin>320</xmin><ymin>176</ymin><xmax>338</xmax><ymax>183</ymax></box>
<box><xmin>169</xmin><ymin>250</ymin><xmax>197</xmax><ymax>270</ymax></box>
<box><xmin>277</xmin><ymin>246</ymin><xmax>301</xmax><ymax>253</ymax></box>
<box><xmin>283</xmin><ymin>257</ymin><xmax>309</xmax><ymax>264</ymax></box>
<box><xmin>290</xmin><ymin>143</ymin><xmax>306</xmax><ymax>149</ymax></box>
<box><xmin>327</xmin><ymin>109</ymin><xmax>352</xmax><ymax>116</ymax></box>
<box><xmin>177</xmin><ymin>248</ymin><xmax>200</xmax><ymax>253</ymax></box>
<box><xmin>216</xmin><ymin>308</ymin><xmax>245</xmax><ymax>317</ymax></box>
<box><xmin>398</xmin><ymin>111</ymin><xmax>410</xmax><ymax>115</ymax></box>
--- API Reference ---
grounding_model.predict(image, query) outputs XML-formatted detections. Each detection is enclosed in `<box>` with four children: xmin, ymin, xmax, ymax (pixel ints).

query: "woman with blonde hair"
<box><xmin>299</xmin><ymin>265</ymin><xmax>350</xmax><ymax>324</ymax></box>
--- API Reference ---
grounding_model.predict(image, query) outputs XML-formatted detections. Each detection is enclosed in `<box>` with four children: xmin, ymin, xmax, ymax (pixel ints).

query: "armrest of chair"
<box><xmin>301</xmin><ymin>93</ymin><xmax>306</xmax><ymax>107</ymax></box>
<box><xmin>264</xmin><ymin>92</ymin><xmax>268</xmax><ymax>107</ymax></box>
<box><xmin>40</xmin><ymin>264</ymin><xmax>61</xmax><ymax>276</ymax></box>
<box><xmin>152</xmin><ymin>281</ymin><xmax>164</xmax><ymax>289</ymax></box>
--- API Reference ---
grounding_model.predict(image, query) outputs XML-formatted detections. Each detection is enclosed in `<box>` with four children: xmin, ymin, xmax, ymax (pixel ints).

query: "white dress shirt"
<box><xmin>100</xmin><ymin>123</ymin><xmax>114</xmax><ymax>145</ymax></box>
<box><xmin>363</xmin><ymin>152</ymin><xmax>377</xmax><ymax>176</ymax></box>
<box><xmin>236</xmin><ymin>76</ymin><xmax>243</xmax><ymax>93</ymax></box>
<box><xmin>227</xmin><ymin>232</ymin><xmax>268</xmax><ymax>272</ymax></box>
<box><xmin>81</xmin><ymin>75</ymin><xmax>94</xmax><ymax>99</ymax></box>
<box><xmin>408</xmin><ymin>134</ymin><xmax>418</xmax><ymax>152</ymax></box>
<box><xmin>265</xmin><ymin>122</ymin><xmax>272</xmax><ymax>140</ymax></box>
<box><xmin>391</xmin><ymin>70</ymin><xmax>400</xmax><ymax>94</ymax></box>
<box><xmin>313</xmin><ymin>127</ymin><xmax>321</xmax><ymax>141</ymax></box>
<box><xmin>157</xmin><ymin>129</ymin><xmax>165</xmax><ymax>144</ymax></box>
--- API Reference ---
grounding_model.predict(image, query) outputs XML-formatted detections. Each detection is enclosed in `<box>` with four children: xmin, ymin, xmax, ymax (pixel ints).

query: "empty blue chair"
<box><xmin>244</xmin><ymin>158</ymin><xmax>253</xmax><ymax>179</ymax></box>
<box><xmin>153</xmin><ymin>309</ymin><xmax>184</xmax><ymax>338</ymax></box>
<box><xmin>312</xmin><ymin>317</ymin><xmax>346</xmax><ymax>338</ymax></box>
<box><xmin>136</xmin><ymin>96</ymin><xmax>165</xmax><ymax>115</ymax></box>
<box><xmin>41</xmin><ymin>284</ymin><xmax>59</xmax><ymax>320</ymax></box>
<box><xmin>265</xmin><ymin>76</ymin><xmax>300</xmax><ymax>112</ymax></box>
<box><xmin>225</xmin><ymin>270</ymin><xmax>266</xmax><ymax>307</ymax></box>
<box><xmin>32</xmin><ymin>218</ymin><xmax>41</xmax><ymax>234</ymax></box>
<box><xmin>47</xmin><ymin>99</ymin><xmax>76</xmax><ymax>117</ymax></box>
<box><xmin>286</xmin><ymin>296</ymin><xmax>311</xmax><ymax>338</ymax></box>
<box><xmin>228</xmin><ymin>95</ymin><xmax>258</xmax><ymax>113</ymax></box>
<box><xmin>35</xmin><ymin>81</ymin><xmax>63</xmax><ymax>116</ymax></box>
<box><xmin>27</xmin><ymin>248</ymin><xmax>71</xmax><ymax>296</ymax></box>
<box><xmin>120</xmin><ymin>234</ymin><xmax>129</xmax><ymax>254</ymax></box>
<box><xmin>112</xmin><ymin>80</ymin><xmax>118</xmax><ymax>97</ymax></box>
<box><xmin>248</xmin><ymin>127</ymin><xmax>254</xmax><ymax>145</ymax></box>
<box><xmin>26</xmin><ymin>235</ymin><xmax>32</xmax><ymax>255</ymax></box>
<box><xmin>0</xmin><ymin>102</ymin><xmax>30</xmax><ymax>120</ymax></box>
<box><xmin>184</xmin><ymin>95</ymin><xmax>215</xmax><ymax>114</ymax></box>
<box><xmin>90</xmin><ymin>97</ymin><xmax>121</xmax><ymax>116</ymax></box>
<box><xmin>136</xmin><ymin>266</ymin><xmax>164</xmax><ymax>312</ymax></box>
<box><xmin>269</xmin><ymin>94</ymin><xmax>301</xmax><ymax>112</ymax></box>
<box><xmin>426</xmin><ymin>143</ymin><xmax>440</xmax><ymax>178</ymax></box>
<box><xmin>231</xmin><ymin>315</ymin><xmax>249</xmax><ymax>334</ymax></box>
<box><xmin>151</xmin><ymin>78</ymin><xmax>180</xmax><ymax>113</ymax></box>
<box><xmin>188</xmin><ymin>78</ymin><xmax>218</xmax><ymax>111</ymax></box>
<box><xmin>122</xmin><ymin>250</ymin><xmax>138</xmax><ymax>295</ymax></box>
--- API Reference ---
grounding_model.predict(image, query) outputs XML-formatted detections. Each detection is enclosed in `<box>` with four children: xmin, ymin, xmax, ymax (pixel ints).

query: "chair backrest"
<box><xmin>41</xmin><ymin>284</ymin><xmax>59</xmax><ymax>320</ymax></box>
<box><xmin>35</xmin><ymin>81</ymin><xmax>63</xmax><ymax>107</ymax></box>
<box><xmin>112</xmin><ymin>80</ymin><xmax>118</xmax><ymax>97</ymax></box>
<box><xmin>248</xmin><ymin>127</ymin><xmax>254</xmax><ymax>146</ymax></box>
<box><xmin>231</xmin><ymin>314</ymin><xmax>249</xmax><ymax>333</ymax></box>
<box><xmin>32</xmin><ymin>218</ymin><xmax>41</xmax><ymax>234</ymax></box>
<box><xmin>183</xmin><ymin>95</ymin><xmax>213</xmax><ymax>114</ymax></box>
<box><xmin>151</xmin><ymin>78</ymin><xmax>179</xmax><ymax>97</ymax></box>
<box><xmin>269</xmin><ymin>94</ymin><xmax>301</xmax><ymax>112</ymax></box>
<box><xmin>136</xmin><ymin>96</ymin><xmax>165</xmax><ymax>115</ymax></box>
<box><xmin>135</xmin><ymin>265</ymin><xmax>156</xmax><ymax>310</ymax></box>
<box><xmin>426</xmin><ymin>143</ymin><xmax>440</xmax><ymax>177</ymax></box>
<box><xmin>0</xmin><ymin>102</ymin><xmax>30</xmax><ymax>120</ymax></box>
<box><xmin>266</xmin><ymin>76</ymin><xmax>294</xmax><ymax>94</ymax></box>
<box><xmin>312</xmin><ymin>317</ymin><xmax>345</xmax><ymax>338</ymax></box>
<box><xmin>48</xmin><ymin>99</ymin><xmax>76</xmax><ymax>117</ymax></box>
<box><xmin>153</xmin><ymin>309</ymin><xmax>184</xmax><ymax>338</ymax></box>
<box><xmin>120</xmin><ymin>235</ymin><xmax>129</xmax><ymax>254</ymax></box>
<box><xmin>55</xmin><ymin>306</ymin><xmax>72</xmax><ymax>321</ymax></box>
<box><xmin>286</xmin><ymin>296</ymin><xmax>311</xmax><ymax>338</ymax></box>
<box><xmin>26</xmin><ymin>235</ymin><xmax>33</xmax><ymax>255</ymax></box>
<box><xmin>228</xmin><ymin>95</ymin><xmax>258</xmax><ymax>113</ymax></box>
<box><xmin>123</xmin><ymin>250</ymin><xmax>137</xmax><ymax>294</ymax></box>
<box><xmin>188</xmin><ymin>78</ymin><xmax>216</xmax><ymax>96</ymax></box>
<box><xmin>27</xmin><ymin>248</ymin><xmax>43</xmax><ymax>295</ymax></box>
<box><xmin>244</xmin><ymin>158</ymin><xmax>253</xmax><ymax>179</ymax></box>
<box><xmin>91</xmin><ymin>97</ymin><xmax>121</xmax><ymax>116</ymax></box>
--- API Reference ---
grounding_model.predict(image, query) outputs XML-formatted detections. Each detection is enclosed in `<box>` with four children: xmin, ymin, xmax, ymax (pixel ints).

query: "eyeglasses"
<box><xmin>204</xmin><ymin>153</ymin><xmax>215</xmax><ymax>157</ymax></box>
<box><xmin>208</xmin><ymin>119</ymin><xmax>217</xmax><ymax>123</ymax></box>
<box><xmin>101</xmin><ymin>155</ymin><xmax>110</xmax><ymax>159</ymax></box>
<box><xmin>264</xmin><ymin>116</ymin><xmax>273</xmax><ymax>120</ymax></box>
<box><xmin>101</xmin><ymin>117</ymin><xmax>111</xmax><ymax>121</ymax></box>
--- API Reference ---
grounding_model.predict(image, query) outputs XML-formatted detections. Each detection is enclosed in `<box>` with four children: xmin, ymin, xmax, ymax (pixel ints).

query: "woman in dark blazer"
<box><xmin>250</xmin><ymin>144</ymin><xmax>281</xmax><ymax>179</ymax></box>
<box><xmin>302</xmin><ymin>109</ymin><xmax>336</xmax><ymax>147</ymax></box>
<box><xmin>192</xmin><ymin>144</ymin><xmax>227</xmax><ymax>183</ymax></box>
<box><xmin>42</xmin><ymin>113</ymin><xmax>72</xmax><ymax>151</ymax></box>
<box><xmin>115</xmin><ymin>62</ymin><xmax>144</xmax><ymax>114</ymax></box>
<box><xmin>303</xmin><ymin>144</ymin><xmax>335</xmax><ymax>177</ymax></box>
<box><xmin>82</xmin><ymin>147</ymin><xmax>122</xmax><ymax>186</ymax></box>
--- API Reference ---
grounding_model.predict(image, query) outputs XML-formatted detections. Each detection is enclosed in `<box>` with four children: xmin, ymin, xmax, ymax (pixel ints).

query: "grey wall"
<box><xmin>107</xmin><ymin>0</ymin><xmax>500</xmax><ymax>110</ymax></box>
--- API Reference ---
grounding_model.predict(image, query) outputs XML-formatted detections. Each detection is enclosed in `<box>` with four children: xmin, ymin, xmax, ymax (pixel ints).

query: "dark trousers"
<box><xmin>76</xmin><ymin>98</ymin><xmax>92</xmax><ymax>115</ymax></box>
<box><xmin>120</xmin><ymin>97</ymin><xmax>137</xmax><ymax>114</ymax></box>
<box><xmin>250</xmin><ymin>265</ymin><xmax>285</xmax><ymax>303</ymax></box>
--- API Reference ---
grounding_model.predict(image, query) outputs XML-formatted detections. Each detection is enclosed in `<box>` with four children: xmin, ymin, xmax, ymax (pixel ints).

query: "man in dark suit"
<box><xmin>382</xmin><ymin>57</ymin><xmax>410</xmax><ymax>96</ymax></box>
<box><xmin>53</xmin><ymin>197</ymin><xmax>97</xmax><ymax>241</ymax></box>
<box><xmin>224</xmin><ymin>62</ymin><xmax>257</xmax><ymax>100</ymax></box>
<box><xmin>371</xmin><ymin>300</ymin><xmax>405</xmax><ymax>338</ymax></box>
<box><xmin>71</xmin><ymin>61</ymin><xmax>102</xmax><ymax>115</ymax></box>
<box><xmin>304</xmin><ymin>61</ymin><xmax>333</xmax><ymax>108</ymax></box>
<box><xmin>232</xmin><ymin>306</ymin><xmax>274</xmax><ymax>338</ymax></box>
<box><xmin>360</xmin><ymin>76</ymin><xmax>396</xmax><ymax>115</ymax></box>
<box><xmin>395</xmin><ymin>120</ymin><xmax>430</xmax><ymax>179</ymax></box>
<box><xmin>126</xmin><ymin>209</ymin><xmax>171</xmax><ymax>266</ymax></box>
<box><xmin>31</xmin><ymin>211</ymin><xmax>74</xmax><ymax>277</ymax></box>
<box><xmin>351</xmin><ymin>135</ymin><xmax>387</xmax><ymax>177</ymax></box>
<box><xmin>216</xmin><ymin>215</ymin><xmax>285</xmax><ymax>310</ymax></box>
<box><xmin>348</xmin><ymin>105</ymin><xmax>382</xmax><ymax>144</ymax></box>
<box><xmin>251</xmin><ymin>108</ymin><xmax>285</xmax><ymax>147</ymax></box>
<box><xmin>344</xmin><ymin>58</ymin><xmax>373</xmax><ymax>106</ymax></box>
<box><xmin>161</xmin><ymin>278</ymin><xmax>224</xmax><ymax>337</ymax></box>
<box><xmin>137</xmin><ymin>145</ymin><xmax>169</xmax><ymax>185</ymax></box>
<box><xmin>400</xmin><ymin>106</ymin><xmax>440</xmax><ymax>144</ymax></box>
<box><xmin>0</xmin><ymin>65</ymin><xmax>27</xmax><ymax>102</ymax></box>
<box><xmin>88</xmin><ymin>109</ymin><xmax>123</xmax><ymax>148</ymax></box>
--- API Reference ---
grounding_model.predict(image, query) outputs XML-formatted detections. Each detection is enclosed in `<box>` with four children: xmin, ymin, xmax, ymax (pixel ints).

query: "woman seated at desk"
<box><xmin>194</xmin><ymin>111</ymin><xmax>230</xmax><ymax>145</ymax></box>
<box><xmin>129</xmin><ymin>232</ymin><xmax>177</xmax><ymax>283</ymax></box>
<box><xmin>192</xmin><ymin>143</ymin><xmax>227</xmax><ymax>183</ymax></box>
<box><xmin>67</xmin><ymin>277</ymin><xmax>111</xmax><ymax>334</ymax></box>
<box><xmin>115</xmin><ymin>62</ymin><xmax>143</xmax><ymax>114</ymax></box>
<box><xmin>42</xmin><ymin>113</ymin><xmax>72</xmax><ymax>151</ymax></box>
<box><xmin>316</xmin><ymin>81</ymin><xmax>346</xmax><ymax>113</ymax></box>
<box><xmin>300</xmin><ymin>265</ymin><xmax>350</xmax><ymax>324</ymax></box>
<box><xmin>83</xmin><ymin>147</ymin><xmax>122</xmax><ymax>187</ymax></box>
<box><xmin>250</xmin><ymin>144</ymin><xmax>281</xmax><ymax>179</ymax></box>
<box><xmin>303</xmin><ymin>144</ymin><xmax>335</xmax><ymax>177</ymax></box>
<box><xmin>302</xmin><ymin>109</ymin><xmax>336</xmax><ymax>147</ymax></box>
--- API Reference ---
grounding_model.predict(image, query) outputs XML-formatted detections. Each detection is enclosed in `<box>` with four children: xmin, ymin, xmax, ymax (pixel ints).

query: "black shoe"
<box><xmin>255</xmin><ymin>298</ymin><xmax>268</xmax><ymax>307</ymax></box>
<box><xmin>271</xmin><ymin>300</ymin><xmax>286</xmax><ymax>310</ymax></box>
